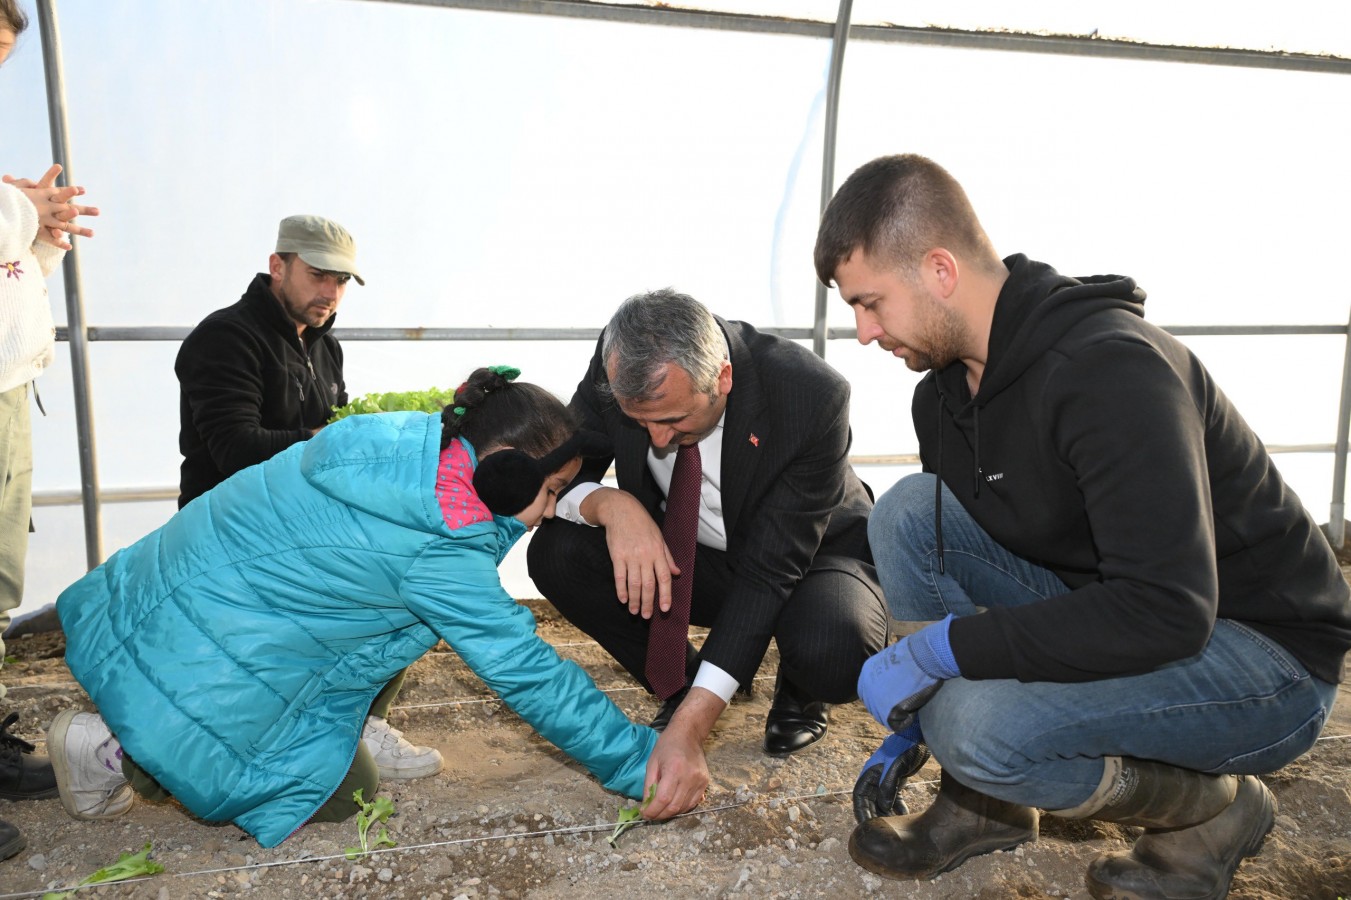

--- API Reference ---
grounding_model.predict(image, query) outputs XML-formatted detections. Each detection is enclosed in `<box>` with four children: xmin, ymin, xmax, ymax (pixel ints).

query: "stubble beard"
<box><xmin>906</xmin><ymin>298</ymin><xmax>970</xmax><ymax>373</ymax></box>
<box><xmin>277</xmin><ymin>284</ymin><xmax>331</xmax><ymax>331</ymax></box>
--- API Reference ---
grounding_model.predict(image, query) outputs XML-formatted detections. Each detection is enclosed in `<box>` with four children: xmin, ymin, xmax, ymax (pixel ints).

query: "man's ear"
<box><xmin>924</xmin><ymin>248</ymin><xmax>960</xmax><ymax>300</ymax></box>
<box><xmin>267</xmin><ymin>252</ymin><xmax>286</xmax><ymax>281</ymax></box>
<box><xmin>716</xmin><ymin>360</ymin><xmax>733</xmax><ymax>399</ymax></box>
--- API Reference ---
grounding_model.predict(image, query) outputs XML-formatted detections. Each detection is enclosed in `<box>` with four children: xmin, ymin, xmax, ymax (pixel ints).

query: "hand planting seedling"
<box><xmin>345</xmin><ymin>788</ymin><xmax>397</xmax><ymax>860</ymax></box>
<box><xmin>41</xmin><ymin>842</ymin><xmax>164</xmax><ymax>898</ymax></box>
<box><xmin>607</xmin><ymin>784</ymin><xmax>657</xmax><ymax>848</ymax></box>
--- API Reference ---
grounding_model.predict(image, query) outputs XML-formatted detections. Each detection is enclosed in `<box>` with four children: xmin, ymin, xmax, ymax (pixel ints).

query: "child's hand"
<box><xmin>4</xmin><ymin>164</ymin><xmax>99</xmax><ymax>250</ymax></box>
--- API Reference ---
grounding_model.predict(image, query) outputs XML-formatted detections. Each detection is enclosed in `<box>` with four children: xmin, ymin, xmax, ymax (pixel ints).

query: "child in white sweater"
<box><xmin>1</xmin><ymin>0</ymin><xmax>98</xmax><ymax>862</ymax></box>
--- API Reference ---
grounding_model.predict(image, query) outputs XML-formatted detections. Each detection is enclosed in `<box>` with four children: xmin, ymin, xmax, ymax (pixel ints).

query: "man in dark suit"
<box><xmin>528</xmin><ymin>289</ymin><xmax>890</xmax><ymax>784</ymax></box>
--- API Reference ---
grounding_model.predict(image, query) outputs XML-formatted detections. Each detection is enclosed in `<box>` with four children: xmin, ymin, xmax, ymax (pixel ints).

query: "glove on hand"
<box><xmin>858</xmin><ymin>615</ymin><xmax>960</xmax><ymax>732</ymax></box>
<box><xmin>852</xmin><ymin>722</ymin><xmax>930</xmax><ymax>824</ymax></box>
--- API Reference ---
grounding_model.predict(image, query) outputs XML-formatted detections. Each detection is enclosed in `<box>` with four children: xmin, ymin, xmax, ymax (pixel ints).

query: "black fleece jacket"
<box><xmin>175</xmin><ymin>273</ymin><xmax>347</xmax><ymax>507</ymax></box>
<box><xmin>925</xmin><ymin>255</ymin><xmax>1351</xmax><ymax>685</ymax></box>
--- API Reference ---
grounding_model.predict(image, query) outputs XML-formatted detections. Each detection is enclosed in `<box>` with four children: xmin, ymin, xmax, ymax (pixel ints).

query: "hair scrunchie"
<box><xmin>453</xmin><ymin>366</ymin><xmax>522</xmax><ymax>417</ymax></box>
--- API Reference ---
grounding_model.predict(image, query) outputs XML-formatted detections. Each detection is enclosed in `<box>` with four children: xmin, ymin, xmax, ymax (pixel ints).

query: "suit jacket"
<box><xmin>567</xmin><ymin>317</ymin><xmax>874</xmax><ymax>686</ymax></box>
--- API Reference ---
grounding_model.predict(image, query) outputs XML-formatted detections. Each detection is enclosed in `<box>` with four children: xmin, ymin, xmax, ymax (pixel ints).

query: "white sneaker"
<box><xmin>48</xmin><ymin>710</ymin><xmax>134</xmax><ymax>820</ymax></box>
<box><xmin>362</xmin><ymin>716</ymin><xmax>443</xmax><ymax>780</ymax></box>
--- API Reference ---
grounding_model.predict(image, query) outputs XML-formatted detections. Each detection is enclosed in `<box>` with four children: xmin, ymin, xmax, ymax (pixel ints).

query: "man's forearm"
<box><xmin>578</xmin><ymin>485</ymin><xmax>641</xmax><ymax>526</ymax></box>
<box><xmin>666</xmin><ymin>686</ymin><xmax>727</xmax><ymax>747</ymax></box>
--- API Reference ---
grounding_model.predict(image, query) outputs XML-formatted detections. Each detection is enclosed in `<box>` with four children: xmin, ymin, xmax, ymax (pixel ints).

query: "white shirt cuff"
<box><xmin>554</xmin><ymin>482</ymin><xmax>604</xmax><ymax>526</ymax></box>
<box><xmin>692</xmin><ymin>660</ymin><xmax>739</xmax><ymax>704</ymax></box>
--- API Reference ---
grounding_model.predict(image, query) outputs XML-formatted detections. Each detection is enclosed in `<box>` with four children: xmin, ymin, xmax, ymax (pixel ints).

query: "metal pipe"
<box><xmin>33</xmin><ymin>440</ymin><xmax>1339</xmax><ymax>510</ymax></box>
<box><xmin>1327</xmin><ymin>306</ymin><xmax>1351</xmax><ymax>548</ymax></box>
<box><xmin>812</xmin><ymin>0</ymin><xmax>852</xmax><ymax>359</ymax></box>
<box><xmin>33</xmin><ymin>486</ymin><xmax>179</xmax><ymax>507</ymax></box>
<box><xmin>362</xmin><ymin>1</ymin><xmax>1351</xmax><ymax>76</ymax></box>
<box><xmin>36</xmin><ymin>0</ymin><xmax>103</xmax><ymax>570</ymax></box>
<box><xmin>53</xmin><ymin>323</ymin><xmax>1351</xmax><ymax>343</ymax></box>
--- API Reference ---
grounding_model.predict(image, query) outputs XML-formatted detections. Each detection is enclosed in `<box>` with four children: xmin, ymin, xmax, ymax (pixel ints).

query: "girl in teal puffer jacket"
<box><xmin>49</xmin><ymin>367</ymin><xmax>666</xmax><ymax>847</ymax></box>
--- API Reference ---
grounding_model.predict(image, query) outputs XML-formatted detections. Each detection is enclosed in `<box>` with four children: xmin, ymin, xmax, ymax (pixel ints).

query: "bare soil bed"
<box><xmin>2</xmin><ymin>598</ymin><xmax>1349</xmax><ymax>899</ymax></box>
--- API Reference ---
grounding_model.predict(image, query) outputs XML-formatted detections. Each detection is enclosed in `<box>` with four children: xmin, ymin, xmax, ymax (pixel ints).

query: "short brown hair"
<box><xmin>0</xmin><ymin>0</ymin><xmax>28</xmax><ymax>35</ymax></box>
<box><xmin>814</xmin><ymin>154</ymin><xmax>1001</xmax><ymax>286</ymax></box>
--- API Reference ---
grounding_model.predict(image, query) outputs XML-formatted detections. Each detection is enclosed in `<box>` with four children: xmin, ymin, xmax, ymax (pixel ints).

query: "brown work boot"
<box><xmin>1048</xmin><ymin>757</ymin><xmax>1275</xmax><ymax>900</ymax></box>
<box><xmin>848</xmin><ymin>768</ymin><xmax>1039</xmax><ymax>879</ymax></box>
<box><xmin>1085</xmin><ymin>773</ymin><xmax>1275</xmax><ymax>900</ymax></box>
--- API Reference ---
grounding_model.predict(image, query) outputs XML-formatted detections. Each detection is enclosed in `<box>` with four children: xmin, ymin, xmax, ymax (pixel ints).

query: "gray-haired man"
<box><xmin>528</xmin><ymin>289</ymin><xmax>889</xmax><ymax>819</ymax></box>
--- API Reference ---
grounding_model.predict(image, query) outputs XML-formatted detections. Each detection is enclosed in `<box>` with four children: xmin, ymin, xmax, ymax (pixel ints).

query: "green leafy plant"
<box><xmin>328</xmin><ymin>388</ymin><xmax>457</xmax><ymax>423</ymax></box>
<box><xmin>41</xmin><ymin>842</ymin><xmax>164</xmax><ymax>898</ymax></box>
<box><xmin>607</xmin><ymin>784</ymin><xmax>657</xmax><ymax>848</ymax></box>
<box><xmin>345</xmin><ymin>788</ymin><xmax>397</xmax><ymax>860</ymax></box>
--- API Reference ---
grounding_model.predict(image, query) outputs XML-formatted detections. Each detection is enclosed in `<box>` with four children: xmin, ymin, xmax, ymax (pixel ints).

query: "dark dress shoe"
<box><xmin>0</xmin><ymin>819</ymin><xmax>23</xmax><ymax>861</ymax></box>
<box><xmin>649</xmin><ymin>687</ymin><xmax>690</xmax><ymax>732</ymax></box>
<box><xmin>763</xmin><ymin>676</ymin><xmax>829</xmax><ymax>756</ymax></box>
<box><xmin>0</xmin><ymin>713</ymin><xmax>58</xmax><ymax>801</ymax></box>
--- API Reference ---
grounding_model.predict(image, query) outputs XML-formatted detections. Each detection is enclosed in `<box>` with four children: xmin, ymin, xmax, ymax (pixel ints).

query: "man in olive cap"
<box><xmin>176</xmin><ymin>214</ymin><xmax>363</xmax><ymax>507</ymax></box>
<box><xmin>174</xmin><ymin>217</ymin><xmax>440</xmax><ymax>781</ymax></box>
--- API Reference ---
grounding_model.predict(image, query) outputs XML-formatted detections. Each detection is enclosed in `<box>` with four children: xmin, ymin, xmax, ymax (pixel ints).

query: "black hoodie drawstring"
<box><xmin>973</xmin><ymin>406</ymin><xmax>982</xmax><ymax>499</ymax></box>
<box><xmin>933</xmin><ymin>381</ymin><xmax>945</xmax><ymax>574</ymax></box>
<box><xmin>932</xmin><ymin>380</ymin><xmax>983</xmax><ymax>574</ymax></box>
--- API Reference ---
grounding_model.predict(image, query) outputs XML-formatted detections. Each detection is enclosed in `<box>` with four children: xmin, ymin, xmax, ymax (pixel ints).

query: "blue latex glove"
<box><xmin>853</xmin><ymin>722</ymin><xmax>930</xmax><ymax>823</ymax></box>
<box><xmin>857</xmin><ymin>615</ymin><xmax>960</xmax><ymax>732</ymax></box>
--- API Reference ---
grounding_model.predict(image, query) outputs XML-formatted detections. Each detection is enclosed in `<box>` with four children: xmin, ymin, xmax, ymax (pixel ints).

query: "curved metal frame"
<box><xmin>812</xmin><ymin>0</ymin><xmax>852</xmax><ymax>358</ymax></box>
<box><xmin>36</xmin><ymin>0</ymin><xmax>102</xmax><ymax>567</ymax></box>
<box><xmin>35</xmin><ymin>0</ymin><xmax>1351</xmax><ymax>570</ymax></box>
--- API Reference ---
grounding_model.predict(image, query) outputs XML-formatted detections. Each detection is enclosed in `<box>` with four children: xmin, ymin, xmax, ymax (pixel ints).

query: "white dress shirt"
<box><xmin>554</xmin><ymin>413</ymin><xmax>741</xmax><ymax>702</ymax></box>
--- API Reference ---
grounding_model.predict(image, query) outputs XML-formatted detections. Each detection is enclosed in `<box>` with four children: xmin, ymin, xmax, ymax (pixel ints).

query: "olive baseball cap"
<box><xmin>275</xmin><ymin>215</ymin><xmax>365</xmax><ymax>285</ymax></box>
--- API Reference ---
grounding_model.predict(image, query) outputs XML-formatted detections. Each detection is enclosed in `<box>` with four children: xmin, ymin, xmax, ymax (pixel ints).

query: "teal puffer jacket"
<box><xmin>58</xmin><ymin>411</ymin><xmax>656</xmax><ymax>847</ymax></box>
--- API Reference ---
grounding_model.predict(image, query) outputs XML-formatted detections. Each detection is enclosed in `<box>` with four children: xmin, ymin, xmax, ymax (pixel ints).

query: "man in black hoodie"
<box><xmin>813</xmin><ymin>154</ymin><xmax>1351</xmax><ymax>900</ymax></box>
<box><xmin>175</xmin><ymin>215</ymin><xmax>442</xmax><ymax>785</ymax></box>
<box><xmin>176</xmin><ymin>214</ymin><xmax>360</xmax><ymax>508</ymax></box>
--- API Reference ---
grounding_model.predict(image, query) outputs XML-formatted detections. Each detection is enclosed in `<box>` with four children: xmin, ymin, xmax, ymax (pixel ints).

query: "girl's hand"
<box><xmin>4</xmin><ymin>164</ymin><xmax>99</xmax><ymax>250</ymax></box>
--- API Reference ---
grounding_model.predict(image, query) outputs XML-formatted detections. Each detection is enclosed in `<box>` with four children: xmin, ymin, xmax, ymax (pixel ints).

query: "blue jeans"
<box><xmin>868</xmin><ymin>473</ymin><xmax>1338</xmax><ymax>810</ymax></box>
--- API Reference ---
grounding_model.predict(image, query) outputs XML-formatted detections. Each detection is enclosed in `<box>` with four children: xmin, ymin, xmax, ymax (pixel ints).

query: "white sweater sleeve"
<box><xmin>0</xmin><ymin>182</ymin><xmax>40</xmax><ymax>258</ymax></box>
<box><xmin>0</xmin><ymin>183</ymin><xmax>62</xmax><ymax>393</ymax></box>
<box><xmin>0</xmin><ymin>184</ymin><xmax>65</xmax><ymax>277</ymax></box>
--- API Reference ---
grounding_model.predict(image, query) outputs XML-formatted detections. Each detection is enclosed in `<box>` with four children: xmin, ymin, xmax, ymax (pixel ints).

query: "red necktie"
<box><xmin>646</xmin><ymin>441</ymin><xmax>701</xmax><ymax>699</ymax></box>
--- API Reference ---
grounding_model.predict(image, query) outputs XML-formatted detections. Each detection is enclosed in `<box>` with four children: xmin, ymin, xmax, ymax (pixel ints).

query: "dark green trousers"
<box><xmin>122</xmin><ymin>669</ymin><xmax>406</xmax><ymax>823</ymax></box>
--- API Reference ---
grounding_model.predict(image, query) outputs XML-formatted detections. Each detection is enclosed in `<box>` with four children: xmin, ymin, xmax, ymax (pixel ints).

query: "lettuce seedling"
<box><xmin>328</xmin><ymin>388</ymin><xmax>457</xmax><ymax>423</ymax></box>
<box><xmin>345</xmin><ymin>788</ymin><xmax>397</xmax><ymax>860</ymax></box>
<box><xmin>42</xmin><ymin>842</ymin><xmax>164</xmax><ymax>898</ymax></box>
<box><xmin>607</xmin><ymin>784</ymin><xmax>657</xmax><ymax>848</ymax></box>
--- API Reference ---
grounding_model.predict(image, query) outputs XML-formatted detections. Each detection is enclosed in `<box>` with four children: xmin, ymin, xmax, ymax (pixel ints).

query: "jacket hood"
<box><xmin>299</xmin><ymin>411</ymin><xmax>453</xmax><ymax>534</ymax></box>
<box><xmin>942</xmin><ymin>254</ymin><xmax>1145</xmax><ymax>408</ymax></box>
<box><xmin>923</xmin><ymin>255</ymin><xmax>1145</xmax><ymax>572</ymax></box>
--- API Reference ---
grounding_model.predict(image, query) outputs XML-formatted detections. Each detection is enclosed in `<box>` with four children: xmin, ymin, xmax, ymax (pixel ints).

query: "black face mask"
<box><xmin>472</xmin><ymin>430</ymin><xmax>611</xmax><ymax>517</ymax></box>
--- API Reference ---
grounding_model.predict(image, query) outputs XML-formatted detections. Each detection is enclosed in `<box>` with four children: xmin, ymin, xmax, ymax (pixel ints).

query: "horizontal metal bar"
<box><xmin>54</xmin><ymin>323</ymin><xmax>1351</xmax><ymax>343</ymax></box>
<box><xmin>356</xmin><ymin>0</ymin><xmax>1351</xmax><ymax>74</ymax></box>
<box><xmin>56</xmin><ymin>326</ymin><xmax>610</xmax><ymax>342</ymax></box>
<box><xmin>855</xmin><ymin>25</ymin><xmax>1351</xmax><ymax>75</ymax></box>
<box><xmin>1162</xmin><ymin>325</ymin><xmax>1348</xmax><ymax>337</ymax></box>
<box><xmin>33</xmin><ymin>486</ymin><xmax>179</xmax><ymax>507</ymax></box>
<box><xmin>1266</xmin><ymin>444</ymin><xmax>1338</xmax><ymax>454</ymax></box>
<box><xmin>357</xmin><ymin>0</ymin><xmax>830</xmax><ymax>37</ymax></box>
<box><xmin>30</xmin><ymin>444</ymin><xmax>1335</xmax><ymax>509</ymax></box>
